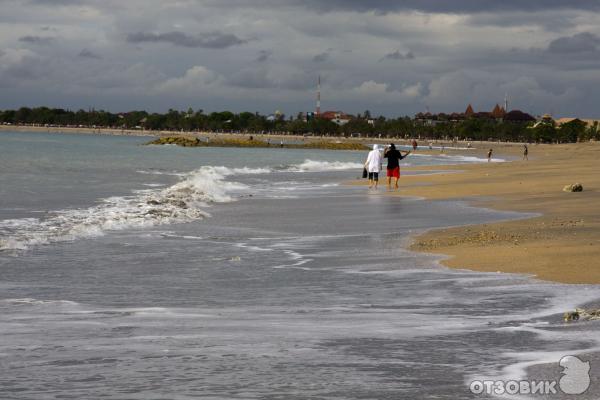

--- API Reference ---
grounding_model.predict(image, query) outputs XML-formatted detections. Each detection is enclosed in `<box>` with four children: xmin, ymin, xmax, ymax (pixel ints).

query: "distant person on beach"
<box><xmin>523</xmin><ymin>144</ymin><xmax>528</xmax><ymax>160</ymax></box>
<box><xmin>487</xmin><ymin>148</ymin><xmax>493</xmax><ymax>162</ymax></box>
<box><xmin>384</xmin><ymin>143</ymin><xmax>411</xmax><ymax>190</ymax></box>
<box><xmin>364</xmin><ymin>144</ymin><xmax>383</xmax><ymax>189</ymax></box>
<box><xmin>412</xmin><ymin>139</ymin><xmax>418</xmax><ymax>151</ymax></box>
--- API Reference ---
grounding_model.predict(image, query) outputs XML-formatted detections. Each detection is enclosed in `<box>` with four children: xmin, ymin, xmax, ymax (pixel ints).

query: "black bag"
<box><xmin>362</xmin><ymin>168</ymin><xmax>368</xmax><ymax>178</ymax></box>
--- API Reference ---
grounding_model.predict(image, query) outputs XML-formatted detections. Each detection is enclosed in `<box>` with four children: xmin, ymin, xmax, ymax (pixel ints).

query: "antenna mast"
<box><xmin>316</xmin><ymin>75</ymin><xmax>321</xmax><ymax>117</ymax></box>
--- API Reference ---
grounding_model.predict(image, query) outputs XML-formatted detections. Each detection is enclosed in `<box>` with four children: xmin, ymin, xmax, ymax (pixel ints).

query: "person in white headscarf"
<box><xmin>364</xmin><ymin>144</ymin><xmax>383</xmax><ymax>189</ymax></box>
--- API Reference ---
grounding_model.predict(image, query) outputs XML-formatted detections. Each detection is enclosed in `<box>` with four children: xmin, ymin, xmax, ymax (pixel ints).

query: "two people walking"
<box><xmin>364</xmin><ymin>143</ymin><xmax>411</xmax><ymax>190</ymax></box>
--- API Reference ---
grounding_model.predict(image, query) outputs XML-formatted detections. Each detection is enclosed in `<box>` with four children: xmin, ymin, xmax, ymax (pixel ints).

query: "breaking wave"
<box><xmin>0</xmin><ymin>161</ymin><xmax>365</xmax><ymax>252</ymax></box>
<box><xmin>0</xmin><ymin>166</ymin><xmax>255</xmax><ymax>252</ymax></box>
<box><xmin>289</xmin><ymin>160</ymin><xmax>363</xmax><ymax>172</ymax></box>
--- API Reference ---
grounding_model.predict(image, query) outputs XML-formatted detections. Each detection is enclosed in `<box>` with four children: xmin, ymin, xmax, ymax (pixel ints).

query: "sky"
<box><xmin>2</xmin><ymin>0</ymin><xmax>600</xmax><ymax>117</ymax></box>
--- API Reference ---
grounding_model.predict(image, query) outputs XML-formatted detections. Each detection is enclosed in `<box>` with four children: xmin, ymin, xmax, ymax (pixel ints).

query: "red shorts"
<box><xmin>387</xmin><ymin>167</ymin><xmax>400</xmax><ymax>178</ymax></box>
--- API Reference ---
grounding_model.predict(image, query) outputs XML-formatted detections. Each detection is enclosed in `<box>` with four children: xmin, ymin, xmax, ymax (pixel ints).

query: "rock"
<box><xmin>563</xmin><ymin>183</ymin><xmax>583</xmax><ymax>192</ymax></box>
<box><xmin>564</xmin><ymin>310</ymin><xmax>579</xmax><ymax>322</ymax></box>
<box><xmin>564</xmin><ymin>308</ymin><xmax>600</xmax><ymax>322</ymax></box>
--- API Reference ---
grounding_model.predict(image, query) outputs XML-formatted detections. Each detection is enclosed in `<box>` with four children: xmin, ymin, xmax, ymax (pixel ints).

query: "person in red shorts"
<box><xmin>383</xmin><ymin>143</ymin><xmax>411</xmax><ymax>191</ymax></box>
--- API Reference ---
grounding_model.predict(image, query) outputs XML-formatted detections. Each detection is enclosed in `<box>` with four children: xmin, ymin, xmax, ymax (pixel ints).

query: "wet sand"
<box><xmin>398</xmin><ymin>142</ymin><xmax>600</xmax><ymax>284</ymax></box>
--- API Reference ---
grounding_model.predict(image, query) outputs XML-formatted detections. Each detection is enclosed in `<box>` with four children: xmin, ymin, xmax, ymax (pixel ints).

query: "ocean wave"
<box><xmin>0</xmin><ymin>298</ymin><xmax>79</xmax><ymax>306</ymax></box>
<box><xmin>446</xmin><ymin>155</ymin><xmax>505</xmax><ymax>163</ymax></box>
<box><xmin>0</xmin><ymin>166</ymin><xmax>249</xmax><ymax>252</ymax></box>
<box><xmin>410</xmin><ymin>153</ymin><xmax>505</xmax><ymax>163</ymax></box>
<box><xmin>289</xmin><ymin>159</ymin><xmax>363</xmax><ymax>172</ymax></box>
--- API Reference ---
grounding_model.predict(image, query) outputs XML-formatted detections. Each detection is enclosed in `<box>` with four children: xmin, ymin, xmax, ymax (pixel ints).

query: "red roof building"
<box><xmin>320</xmin><ymin>111</ymin><xmax>353</xmax><ymax>126</ymax></box>
<box><xmin>464</xmin><ymin>104</ymin><xmax>475</xmax><ymax>117</ymax></box>
<box><xmin>491</xmin><ymin>104</ymin><xmax>506</xmax><ymax>119</ymax></box>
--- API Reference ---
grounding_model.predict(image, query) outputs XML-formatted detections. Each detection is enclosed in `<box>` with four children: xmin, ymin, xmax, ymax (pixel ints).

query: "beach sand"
<box><xmin>395</xmin><ymin>142</ymin><xmax>600</xmax><ymax>284</ymax></box>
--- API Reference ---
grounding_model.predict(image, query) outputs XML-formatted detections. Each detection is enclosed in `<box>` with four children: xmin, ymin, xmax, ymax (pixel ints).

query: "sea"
<box><xmin>0</xmin><ymin>131</ymin><xmax>599</xmax><ymax>399</ymax></box>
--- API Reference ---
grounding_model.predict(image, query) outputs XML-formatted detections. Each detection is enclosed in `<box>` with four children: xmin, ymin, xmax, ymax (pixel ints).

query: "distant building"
<box><xmin>532</xmin><ymin>114</ymin><xmax>554</xmax><ymax>128</ymax></box>
<box><xmin>503</xmin><ymin>110</ymin><xmax>536</xmax><ymax>123</ymax></box>
<box><xmin>320</xmin><ymin>110</ymin><xmax>353</xmax><ymax>126</ymax></box>
<box><xmin>555</xmin><ymin>117</ymin><xmax>600</xmax><ymax>129</ymax></box>
<box><xmin>491</xmin><ymin>104</ymin><xmax>506</xmax><ymax>119</ymax></box>
<box><xmin>464</xmin><ymin>104</ymin><xmax>475</xmax><ymax>117</ymax></box>
<box><xmin>415</xmin><ymin>112</ymin><xmax>441</xmax><ymax>126</ymax></box>
<box><xmin>414</xmin><ymin>103</ymin><xmax>512</xmax><ymax>124</ymax></box>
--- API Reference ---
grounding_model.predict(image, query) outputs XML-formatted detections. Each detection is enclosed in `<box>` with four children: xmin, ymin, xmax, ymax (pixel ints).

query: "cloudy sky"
<box><xmin>2</xmin><ymin>0</ymin><xmax>600</xmax><ymax>117</ymax></box>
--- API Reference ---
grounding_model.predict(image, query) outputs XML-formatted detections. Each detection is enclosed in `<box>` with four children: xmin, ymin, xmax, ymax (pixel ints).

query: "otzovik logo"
<box><xmin>469</xmin><ymin>355</ymin><xmax>591</xmax><ymax>396</ymax></box>
<box><xmin>559</xmin><ymin>356</ymin><xmax>591</xmax><ymax>395</ymax></box>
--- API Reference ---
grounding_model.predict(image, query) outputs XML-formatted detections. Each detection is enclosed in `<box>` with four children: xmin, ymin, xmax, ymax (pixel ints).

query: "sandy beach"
<box><xmin>393</xmin><ymin>142</ymin><xmax>600</xmax><ymax>284</ymax></box>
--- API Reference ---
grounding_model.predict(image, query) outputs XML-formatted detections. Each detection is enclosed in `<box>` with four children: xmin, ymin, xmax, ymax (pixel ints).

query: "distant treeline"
<box><xmin>1</xmin><ymin>106</ymin><xmax>598</xmax><ymax>143</ymax></box>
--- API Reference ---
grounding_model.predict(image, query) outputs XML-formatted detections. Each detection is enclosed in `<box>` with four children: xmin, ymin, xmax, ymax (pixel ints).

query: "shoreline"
<box><xmin>392</xmin><ymin>142</ymin><xmax>600</xmax><ymax>284</ymax></box>
<box><xmin>0</xmin><ymin>124</ymin><xmax>532</xmax><ymax>149</ymax></box>
<box><xmin>4</xmin><ymin>125</ymin><xmax>599</xmax><ymax>283</ymax></box>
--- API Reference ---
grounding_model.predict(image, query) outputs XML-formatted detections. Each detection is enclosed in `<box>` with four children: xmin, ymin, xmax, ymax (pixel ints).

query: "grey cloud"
<box><xmin>548</xmin><ymin>32</ymin><xmax>600</xmax><ymax>54</ymax></box>
<box><xmin>78</xmin><ymin>49</ymin><xmax>101</xmax><ymax>59</ymax></box>
<box><xmin>313</xmin><ymin>0</ymin><xmax>600</xmax><ymax>14</ymax></box>
<box><xmin>19</xmin><ymin>35</ymin><xmax>55</xmax><ymax>44</ymax></box>
<box><xmin>278</xmin><ymin>72</ymin><xmax>315</xmax><ymax>91</ymax></box>
<box><xmin>466</xmin><ymin>11</ymin><xmax>577</xmax><ymax>30</ymax></box>
<box><xmin>312</xmin><ymin>52</ymin><xmax>329</xmax><ymax>62</ymax></box>
<box><xmin>28</xmin><ymin>0</ymin><xmax>85</xmax><ymax>5</ymax></box>
<box><xmin>4</xmin><ymin>0</ymin><xmax>600</xmax><ymax>117</ymax></box>
<box><xmin>228</xmin><ymin>68</ymin><xmax>274</xmax><ymax>89</ymax></box>
<box><xmin>256</xmin><ymin>50</ymin><xmax>271</xmax><ymax>62</ymax></box>
<box><xmin>213</xmin><ymin>0</ymin><xmax>600</xmax><ymax>14</ymax></box>
<box><xmin>126</xmin><ymin>31</ymin><xmax>247</xmax><ymax>49</ymax></box>
<box><xmin>381</xmin><ymin>50</ymin><xmax>415</xmax><ymax>61</ymax></box>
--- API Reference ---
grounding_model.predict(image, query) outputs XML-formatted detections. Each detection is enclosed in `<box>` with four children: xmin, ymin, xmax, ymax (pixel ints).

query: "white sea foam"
<box><xmin>290</xmin><ymin>159</ymin><xmax>363</xmax><ymax>172</ymax></box>
<box><xmin>409</xmin><ymin>153</ymin><xmax>505</xmax><ymax>163</ymax></box>
<box><xmin>0</xmin><ymin>166</ymin><xmax>251</xmax><ymax>252</ymax></box>
<box><xmin>0</xmin><ymin>298</ymin><xmax>79</xmax><ymax>306</ymax></box>
<box><xmin>447</xmin><ymin>155</ymin><xmax>505</xmax><ymax>163</ymax></box>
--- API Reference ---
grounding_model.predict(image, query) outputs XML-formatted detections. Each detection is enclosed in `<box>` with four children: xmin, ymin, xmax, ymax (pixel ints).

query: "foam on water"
<box><xmin>0</xmin><ymin>166</ymin><xmax>257</xmax><ymax>251</ymax></box>
<box><xmin>1</xmin><ymin>162</ymin><xmax>358</xmax><ymax>252</ymax></box>
<box><xmin>290</xmin><ymin>159</ymin><xmax>364</xmax><ymax>172</ymax></box>
<box><xmin>410</xmin><ymin>153</ymin><xmax>505</xmax><ymax>163</ymax></box>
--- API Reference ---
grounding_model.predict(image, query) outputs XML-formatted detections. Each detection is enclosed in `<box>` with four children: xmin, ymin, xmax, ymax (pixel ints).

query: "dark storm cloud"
<box><xmin>294</xmin><ymin>0</ymin><xmax>600</xmax><ymax>14</ymax></box>
<box><xmin>4</xmin><ymin>0</ymin><xmax>600</xmax><ymax>117</ymax></box>
<box><xmin>380</xmin><ymin>50</ymin><xmax>414</xmax><ymax>61</ymax></box>
<box><xmin>465</xmin><ymin>11</ymin><xmax>578</xmax><ymax>30</ymax></box>
<box><xmin>78</xmin><ymin>48</ymin><xmax>101</xmax><ymax>59</ymax></box>
<box><xmin>126</xmin><ymin>31</ymin><xmax>247</xmax><ymax>49</ymax></box>
<box><xmin>19</xmin><ymin>35</ymin><xmax>54</xmax><ymax>44</ymax></box>
<box><xmin>547</xmin><ymin>32</ymin><xmax>600</xmax><ymax>54</ymax></box>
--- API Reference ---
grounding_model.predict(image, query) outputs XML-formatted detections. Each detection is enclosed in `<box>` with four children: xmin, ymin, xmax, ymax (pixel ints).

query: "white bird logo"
<box><xmin>559</xmin><ymin>356</ymin><xmax>591</xmax><ymax>395</ymax></box>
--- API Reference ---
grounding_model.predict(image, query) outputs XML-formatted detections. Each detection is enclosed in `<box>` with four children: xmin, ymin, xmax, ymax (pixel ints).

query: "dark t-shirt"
<box><xmin>384</xmin><ymin>149</ymin><xmax>404</xmax><ymax>169</ymax></box>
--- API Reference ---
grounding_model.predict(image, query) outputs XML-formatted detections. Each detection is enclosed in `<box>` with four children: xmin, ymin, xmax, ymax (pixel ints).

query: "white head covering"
<box><xmin>366</xmin><ymin>144</ymin><xmax>383</xmax><ymax>172</ymax></box>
